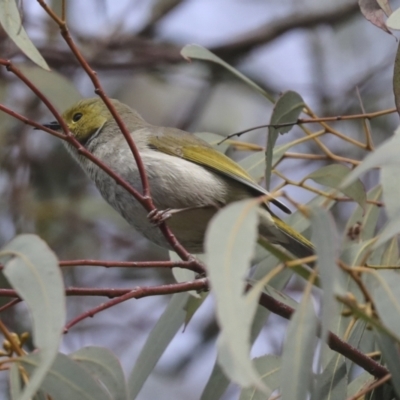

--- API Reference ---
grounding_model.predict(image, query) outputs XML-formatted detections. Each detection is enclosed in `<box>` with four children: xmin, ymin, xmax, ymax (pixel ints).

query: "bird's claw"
<box><xmin>148</xmin><ymin>208</ymin><xmax>172</xmax><ymax>225</ymax></box>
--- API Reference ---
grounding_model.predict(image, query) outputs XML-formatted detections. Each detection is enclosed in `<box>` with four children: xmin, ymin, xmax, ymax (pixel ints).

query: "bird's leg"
<box><xmin>148</xmin><ymin>204</ymin><xmax>221</xmax><ymax>226</ymax></box>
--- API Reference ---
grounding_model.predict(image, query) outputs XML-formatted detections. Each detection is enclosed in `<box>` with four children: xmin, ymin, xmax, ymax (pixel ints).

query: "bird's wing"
<box><xmin>148</xmin><ymin>128</ymin><xmax>291</xmax><ymax>214</ymax></box>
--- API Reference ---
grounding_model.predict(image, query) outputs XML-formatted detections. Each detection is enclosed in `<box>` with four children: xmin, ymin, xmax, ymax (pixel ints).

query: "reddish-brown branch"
<box><xmin>64</xmin><ymin>278</ymin><xmax>208</xmax><ymax>332</ymax></box>
<box><xmin>59</xmin><ymin>259</ymin><xmax>204</xmax><ymax>273</ymax></box>
<box><xmin>257</xmin><ymin>290</ymin><xmax>389</xmax><ymax>379</ymax></box>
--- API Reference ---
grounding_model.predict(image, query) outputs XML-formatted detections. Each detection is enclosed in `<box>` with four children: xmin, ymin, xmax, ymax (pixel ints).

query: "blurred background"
<box><xmin>0</xmin><ymin>0</ymin><xmax>399</xmax><ymax>398</ymax></box>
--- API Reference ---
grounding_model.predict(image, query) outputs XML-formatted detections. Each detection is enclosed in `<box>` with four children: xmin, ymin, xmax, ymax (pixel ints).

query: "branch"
<box><xmin>37</xmin><ymin>0</ymin><xmax>196</xmax><ymax>263</ymax></box>
<box><xmin>64</xmin><ymin>278</ymin><xmax>208</xmax><ymax>331</ymax></box>
<box><xmin>211</xmin><ymin>2</ymin><xmax>360</xmax><ymax>60</ymax></box>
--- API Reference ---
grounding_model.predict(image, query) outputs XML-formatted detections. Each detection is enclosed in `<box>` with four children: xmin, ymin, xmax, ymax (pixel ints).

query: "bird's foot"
<box><xmin>148</xmin><ymin>208</ymin><xmax>173</xmax><ymax>225</ymax></box>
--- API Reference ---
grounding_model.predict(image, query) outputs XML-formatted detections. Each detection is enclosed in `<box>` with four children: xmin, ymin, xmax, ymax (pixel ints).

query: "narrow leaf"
<box><xmin>0</xmin><ymin>234</ymin><xmax>65</xmax><ymax>400</ymax></box>
<box><xmin>340</xmin><ymin>127</ymin><xmax>400</xmax><ymax>188</ymax></box>
<box><xmin>127</xmin><ymin>292</ymin><xmax>189</xmax><ymax>399</ymax></box>
<box><xmin>374</xmin><ymin>332</ymin><xmax>400</xmax><ymax>396</ymax></box>
<box><xmin>307</xmin><ymin>164</ymin><xmax>366</xmax><ymax>209</ymax></box>
<box><xmin>310</xmin><ymin>207</ymin><xmax>339</xmax><ymax>339</ymax></box>
<box><xmin>181</xmin><ymin>44</ymin><xmax>275</xmax><ymax>102</ymax></box>
<box><xmin>266</xmin><ymin>91</ymin><xmax>304</xmax><ymax>189</ymax></box>
<box><xmin>239</xmin><ymin>355</ymin><xmax>281</xmax><ymax>400</ymax></box>
<box><xmin>280</xmin><ymin>292</ymin><xmax>317</xmax><ymax>400</ymax></box>
<box><xmin>373</xmin><ymin>270</ymin><xmax>400</xmax><ymax>335</ymax></box>
<box><xmin>359</xmin><ymin>0</ymin><xmax>392</xmax><ymax>34</ymax></box>
<box><xmin>205</xmin><ymin>199</ymin><xmax>266</xmax><ymax>391</ymax></box>
<box><xmin>71</xmin><ymin>346</ymin><xmax>127</xmax><ymax>400</ymax></box>
<box><xmin>386</xmin><ymin>6</ymin><xmax>400</xmax><ymax>29</ymax></box>
<box><xmin>0</xmin><ymin>0</ymin><xmax>49</xmax><ymax>69</ymax></box>
<box><xmin>19</xmin><ymin>353</ymin><xmax>112</xmax><ymax>400</ymax></box>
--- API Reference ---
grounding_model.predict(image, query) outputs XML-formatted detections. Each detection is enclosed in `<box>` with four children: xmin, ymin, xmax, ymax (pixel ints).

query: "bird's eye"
<box><xmin>72</xmin><ymin>113</ymin><xmax>83</xmax><ymax>122</ymax></box>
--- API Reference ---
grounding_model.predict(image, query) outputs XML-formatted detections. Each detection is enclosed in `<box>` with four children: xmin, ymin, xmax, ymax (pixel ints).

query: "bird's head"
<box><xmin>42</xmin><ymin>98</ymin><xmax>143</xmax><ymax>145</ymax></box>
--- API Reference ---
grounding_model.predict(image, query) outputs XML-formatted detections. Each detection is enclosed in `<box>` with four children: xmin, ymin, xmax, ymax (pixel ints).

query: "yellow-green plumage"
<box><xmin>43</xmin><ymin>98</ymin><xmax>313</xmax><ymax>259</ymax></box>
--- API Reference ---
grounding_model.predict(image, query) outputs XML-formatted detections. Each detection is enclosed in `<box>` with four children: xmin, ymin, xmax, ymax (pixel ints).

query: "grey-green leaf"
<box><xmin>373</xmin><ymin>270</ymin><xmax>400</xmax><ymax>335</ymax></box>
<box><xmin>205</xmin><ymin>199</ymin><xmax>266</xmax><ymax>391</ymax></box>
<box><xmin>0</xmin><ymin>0</ymin><xmax>49</xmax><ymax>70</ymax></box>
<box><xmin>374</xmin><ymin>332</ymin><xmax>400</xmax><ymax>397</ymax></box>
<box><xmin>307</xmin><ymin>164</ymin><xmax>366</xmax><ymax>209</ymax></box>
<box><xmin>71</xmin><ymin>346</ymin><xmax>127</xmax><ymax>400</ymax></box>
<box><xmin>310</xmin><ymin>207</ymin><xmax>340</xmax><ymax>339</ymax></box>
<box><xmin>280</xmin><ymin>291</ymin><xmax>317</xmax><ymax>400</ymax></box>
<box><xmin>266</xmin><ymin>91</ymin><xmax>304</xmax><ymax>189</ymax></box>
<box><xmin>17</xmin><ymin>64</ymin><xmax>82</xmax><ymax>111</ymax></box>
<box><xmin>127</xmin><ymin>292</ymin><xmax>189</xmax><ymax>399</ymax></box>
<box><xmin>181</xmin><ymin>44</ymin><xmax>275</xmax><ymax>102</ymax></box>
<box><xmin>0</xmin><ymin>234</ymin><xmax>65</xmax><ymax>400</ymax></box>
<box><xmin>239</xmin><ymin>355</ymin><xmax>281</xmax><ymax>400</ymax></box>
<box><xmin>19</xmin><ymin>352</ymin><xmax>112</xmax><ymax>400</ymax></box>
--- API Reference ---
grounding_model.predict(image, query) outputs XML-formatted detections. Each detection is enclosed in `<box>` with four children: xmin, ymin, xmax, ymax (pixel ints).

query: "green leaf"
<box><xmin>181</xmin><ymin>44</ymin><xmax>275</xmax><ymax>102</ymax></box>
<box><xmin>374</xmin><ymin>332</ymin><xmax>400</xmax><ymax>396</ymax></box>
<box><xmin>387</xmin><ymin>6</ymin><xmax>400</xmax><ymax>30</ymax></box>
<box><xmin>266</xmin><ymin>91</ymin><xmax>305</xmax><ymax>189</ymax></box>
<box><xmin>347</xmin><ymin>371</ymin><xmax>374</xmax><ymax>397</ymax></box>
<box><xmin>280</xmin><ymin>290</ymin><xmax>317</xmax><ymax>400</ymax></box>
<box><xmin>314</xmin><ymin>354</ymin><xmax>347</xmax><ymax>400</ymax></box>
<box><xmin>205</xmin><ymin>199</ymin><xmax>267</xmax><ymax>391</ymax></box>
<box><xmin>310</xmin><ymin>207</ymin><xmax>340</xmax><ymax>339</ymax></box>
<box><xmin>170</xmin><ymin>251</ymin><xmax>198</xmax><ymax>298</ymax></box>
<box><xmin>127</xmin><ymin>292</ymin><xmax>189</xmax><ymax>399</ymax></box>
<box><xmin>343</xmin><ymin>185</ymin><xmax>382</xmax><ymax>245</ymax></box>
<box><xmin>17</xmin><ymin>65</ymin><xmax>82</xmax><ymax>111</ymax></box>
<box><xmin>340</xmin><ymin>128</ymin><xmax>400</xmax><ymax>188</ymax></box>
<box><xmin>307</xmin><ymin>164</ymin><xmax>366</xmax><ymax>209</ymax></box>
<box><xmin>380</xmin><ymin>237</ymin><xmax>398</xmax><ymax>266</ymax></box>
<box><xmin>200</xmin><ymin>254</ymin><xmax>292</xmax><ymax>400</ymax></box>
<box><xmin>239</xmin><ymin>355</ymin><xmax>281</xmax><ymax>400</ymax></box>
<box><xmin>19</xmin><ymin>353</ymin><xmax>112</xmax><ymax>400</ymax></box>
<box><xmin>71</xmin><ymin>347</ymin><xmax>127</xmax><ymax>400</ymax></box>
<box><xmin>9</xmin><ymin>363</ymin><xmax>22</xmax><ymax>400</ymax></box>
<box><xmin>0</xmin><ymin>234</ymin><xmax>65</xmax><ymax>400</ymax></box>
<box><xmin>0</xmin><ymin>0</ymin><xmax>49</xmax><ymax>70</ymax></box>
<box><xmin>373</xmin><ymin>270</ymin><xmax>400</xmax><ymax>336</ymax></box>
<box><xmin>239</xmin><ymin>152</ymin><xmax>266</xmax><ymax>182</ymax></box>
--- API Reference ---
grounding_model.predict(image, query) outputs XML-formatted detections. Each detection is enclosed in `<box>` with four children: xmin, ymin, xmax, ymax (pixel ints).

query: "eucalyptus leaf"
<box><xmin>374</xmin><ymin>332</ymin><xmax>400</xmax><ymax>397</ymax></box>
<box><xmin>307</xmin><ymin>164</ymin><xmax>366</xmax><ymax>209</ymax></box>
<box><xmin>71</xmin><ymin>346</ymin><xmax>127</xmax><ymax>400</ymax></box>
<box><xmin>17</xmin><ymin>65</ymin><xmax>82</xmax><ymax>111</ymax></box>
<box><xmin>19</xmin><ymin>353</ymin><xmax>112</xmax><ymax>400</ymax></box>
<box><xmin>359</xmin><ymin>0</ymin><xmax>392</xmax><ymax>34</ymax></box>
<box><xmin>341</xmin><ymin>127</ymin><xmax>400</xmax><ymax>187</ymax></box>
<box><xmin>280</xmin><ymin>291</ymin><xmax>317</xmax><ymax>400</ymax></box>
<box><xmin>205</xmin><ymin>199</ymin><xmax>267</xmax><ymax>391</ymax></box>
<box><xmin>310</xmin><ymin>207</ymin><xmax>340</xmax><ymax>339</ymax></box>
<box><xmin>386</xmin><ymin>5</ymin><xmax>400</xmax><ymax>29</ymax></box>
<box><xmin>127</xmin><ymin>292</ymin><xmax>189</xmax><ymax>399</ymax></box>
<box><xmin>313</xmin><ymin>354</ymin><xmax>347</xmax><ymax>400</ymax></box>
<box><xmin>181</xmin><ymin>44</ymin><xmax>275</xmax><ymax>102</ymax></box>
<box><xmin>0</xmin><ymin>0</ymin><xmax>49</xmax><ymax>70</ymax></box>
<box><xmin>200</xmin><ymin>254</ymin><xmax>293</xmax><ymax>400</ymax></box>
<box><xmin>266</xmin><ymin>91</ymin><xmax>304</xmax><ymax>189</ymax></box>
<box><xmin>239</xmin><ymin>355</ymin><xmax>281</xmax><ymax>400</ymax></box>
<box><xmin>373</xmin><ymin>270</ymin><xmax>400</xmax><ymax>335</ymax></box>
<box><xmin>343</xmin><ymin>185</ymin><xmax>382</xmax><ymax>245</ymax></box>
<box><xmin>347</xmin><ymin>371</ymin><xmax>374</xmax><ymax>397</ymax></box>
<box><xmin>0</xmin><ymin>234</ymin><xmax>65</xmax><ymax>400</ymax></box>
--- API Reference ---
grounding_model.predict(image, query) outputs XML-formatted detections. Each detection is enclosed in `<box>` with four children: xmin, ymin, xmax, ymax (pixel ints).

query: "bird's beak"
<box><xmin>35</xmin><ymin>121</ymin><xmax>61</xmax><ymax>131</ymax></box>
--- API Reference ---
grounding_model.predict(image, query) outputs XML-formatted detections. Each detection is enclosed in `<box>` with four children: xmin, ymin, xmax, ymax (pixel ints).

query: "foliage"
<box><xmin>0</xmin><ymin>1</ymin><xmax>400</xmax><ymax>399</ymax></box>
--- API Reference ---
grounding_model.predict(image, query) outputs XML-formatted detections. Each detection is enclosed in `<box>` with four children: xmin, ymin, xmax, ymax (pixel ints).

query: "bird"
<box><xmin>40</xmin><ymin>97</ymin><xmax>314</xmax><ymax>259</ymax></box>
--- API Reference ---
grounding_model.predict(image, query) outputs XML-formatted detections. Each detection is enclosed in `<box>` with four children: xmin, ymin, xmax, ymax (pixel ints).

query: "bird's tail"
<box><xmin>258</xmin><ymin>209</ymin><xmax>314</xmax><ymax>262</ymax></box>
